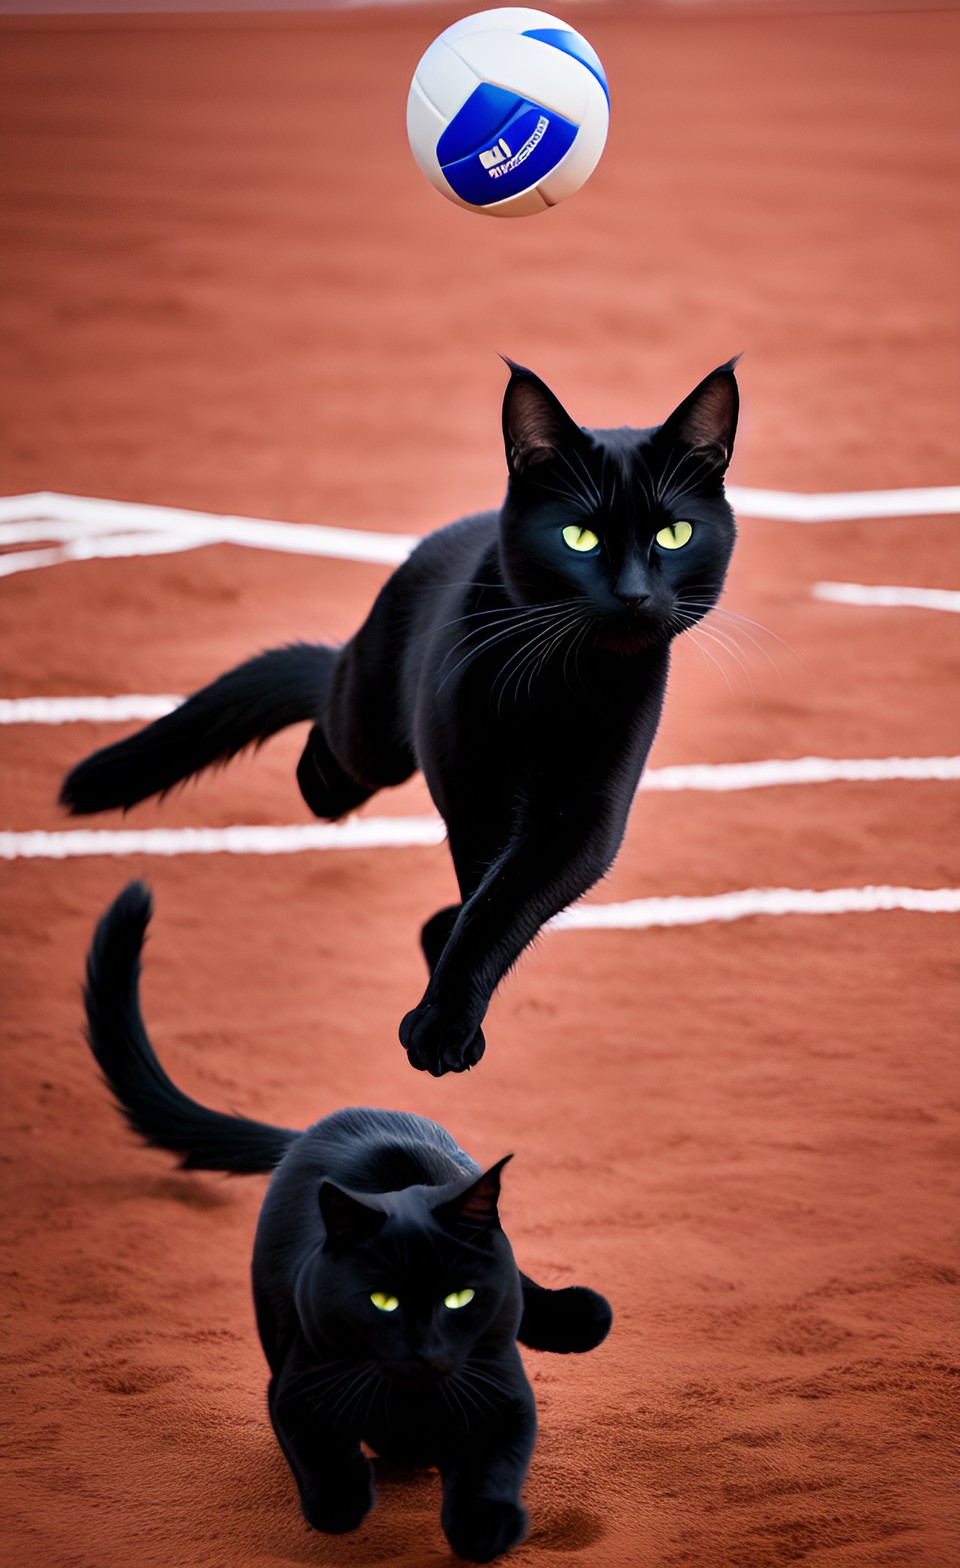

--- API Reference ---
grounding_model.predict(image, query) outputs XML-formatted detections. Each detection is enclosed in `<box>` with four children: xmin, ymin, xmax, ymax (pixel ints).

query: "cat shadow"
<box><xmin>527</xmin><ymin>1505</ymin><xmax>607</xmax><ymax>1552</ymax></box>
<box><xmin>94</xmin><ymin>1171</ymin><xmax>241</xmax><ymax>1211</ymax></box>
<box><xmin>269</xmin><ymin>1459</ymin><xmax>448</xmax><ymax>1564</ymax></box>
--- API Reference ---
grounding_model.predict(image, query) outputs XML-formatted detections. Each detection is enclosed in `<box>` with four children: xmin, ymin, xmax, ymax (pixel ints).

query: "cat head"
<box><xmin>498</xmin><ymin>358</ymin><xmax>740</xmax><ymax>652</ymax></box>
<box><xmin>295</xmin><ymin>1156</ymin><xmax>520</xmax><ymax>1387</ymax></box>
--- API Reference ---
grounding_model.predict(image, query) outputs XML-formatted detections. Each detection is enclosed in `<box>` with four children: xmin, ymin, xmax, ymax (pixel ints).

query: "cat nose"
<box><xmin>415</xmin><ymin>1350</ymin><xmax>457</xmax><ymax>1380</ymax></box>
<box><xmin>615</xmin><ymin>591</ymin><xmax>651</xmax><ymax>613</ymax></box>
<box><xmin>613</xmin><ymin>562</ymin><xmax>651</xmax><ymax>609</ymax></box>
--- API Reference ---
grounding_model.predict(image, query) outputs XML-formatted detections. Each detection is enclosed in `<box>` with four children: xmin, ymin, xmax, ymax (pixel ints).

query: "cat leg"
<box><xmin>299</xmin><ymin>566</ymin><xmax>420</xmax><ymax>819</ymax></box>
<box><xmin>295</xmin><ymin>723</ymin><xmax>377</xmax><ymax>820</ymax></box>
<box><xmin>420</xmin><ymin>904</ymin><xmax>461</xmax><ymax>975</ymax></box>
<box><xmin>439</xmin><ymin>1374</ymin><xmax>537</xmax><ymax>1564</ymax></box>
<box><xmin>267</xmin><ymin>1343</ymin><xmax>375</xmax><ymax>1534</ymax></box>
<box><xmin>400</xmin><ymin>801</ymin><xmax>628</xmax><ymax>1074</ymax></box>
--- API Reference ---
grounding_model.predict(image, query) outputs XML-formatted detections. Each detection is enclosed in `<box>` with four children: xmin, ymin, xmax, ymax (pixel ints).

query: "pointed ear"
<box><xmin>433</xmin><ymin>1155</ymin><xmax>513</xmax><ymax>1234</ymax></box>
<box><xmin>502</xmin><ymin>359</ymin><xmax>583</xmax><ymax>477</ymax></box>
<box><xmin>658</xmin><ymin>357</ymin><xmax>741</xmax><ymax>472</ymax></box>
<box><xmin>319</xmin><ymin>1181</ymin><xmax>387</xmax><ymax>1252</ymax></box>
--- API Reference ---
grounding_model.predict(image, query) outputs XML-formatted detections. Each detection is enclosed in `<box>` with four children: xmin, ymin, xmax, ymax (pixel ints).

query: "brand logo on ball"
<box><xmin>479</xmin><ymin>138</ymin><xmax>512</xmax><ymax>171</ymax></box>
<box><xmin>479</xmin><ymin>117</ymin><xmax>550</xmax><ymax>181</ymax></box>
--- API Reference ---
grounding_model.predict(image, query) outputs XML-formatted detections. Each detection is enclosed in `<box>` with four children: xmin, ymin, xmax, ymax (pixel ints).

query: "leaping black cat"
<box><xmin>83</xmin><ymin>883</ymin><xmax>612</xmax><ymax>1563</ymax></box>
<box><xmin>63</xmin><ymin>359</ymin><xmax>740</xmax><ymax>1075</ymax></box>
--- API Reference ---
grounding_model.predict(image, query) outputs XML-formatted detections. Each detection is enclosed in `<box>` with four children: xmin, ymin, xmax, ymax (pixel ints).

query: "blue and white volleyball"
<box><xmin>406</xmin><ymin>8</ymin><xmax>610</xmax><ymax>217</ymax></box>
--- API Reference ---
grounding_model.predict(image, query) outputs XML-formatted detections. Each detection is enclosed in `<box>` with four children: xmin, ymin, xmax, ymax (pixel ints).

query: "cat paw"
<box><xmin>399</xmin><ymin>1003</ymin><xmax>486</xmax><ymax>1076</ymax></box>
<box><xmin>300</xmin><ymin>1464</ymin><xmax>374</xmax><ymax>1534</ymax></box>
<box><xmin>442</xmin><ymin>1498</ymin><xmax>529</xmax><ymax>1563</ymax></box>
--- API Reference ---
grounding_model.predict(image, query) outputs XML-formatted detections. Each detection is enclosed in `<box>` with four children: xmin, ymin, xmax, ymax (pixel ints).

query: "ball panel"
<box><xmin>536</xmin><ymin>77</ymin><xmax>609</xmax><ymax>204</ymax></box>
<box><xmin>436</xmin><ymin>8</ymin><xmax>572</xmax><ymax>45</ymax></box>
<box><xmin>407</xmin><ymin>79</ymin><xmax>482</xmax><ymax>211</ymax></box>
<box><xmin>436</xmin><ymin>82</ymin><xmax>524</xmax><ymax>166</ymax></box>
<box><xmin>406</xmin><ymin>77</ymin><xmax>450</xmax><ymax>187</ymax></box>
<box><xmin>449</xmin><ymin>30</ymin><xmax>597</xmax><ymax>124</ymax></box>
<box><xmin>412</xmin><ymin>37</ymin><xmax>482</xmax><ymax>122</ymax></box>
<box><xmin>521</xmin><ymin>27</ymin><xmax>609</xmax><ymax>106</ymax></box>
<box><xmin>439</xmin><ymin>92</ymin><xmax>579</xmax><ymax>207</ymax></box>
<box><xmin>481</xmin><ymin>185</ymin><xmax>550</xmax><ymax>217</ymax></box>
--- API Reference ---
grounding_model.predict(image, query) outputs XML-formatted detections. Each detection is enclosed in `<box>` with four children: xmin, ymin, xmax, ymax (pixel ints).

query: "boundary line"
<box><xmin>551</xmin><ymin>885</ymin><xmax>960</xmax><ymax>930</ymax></box>
<box><xmin>2</xmin><ymin>707</ymin><xmax>957</xmax><ymax>788</ymax></box>
<box><xmin>1</xmin><ymin>485</ymin><xmax>958</xmax><ymax>580</ymax></box>
<box><xmin>813</xmin><ymin>582</ymin><xmax>960</xmax><ymax>613</ymax></box>
<box><xmin>3</xmin><ymin>747</ymin><xmax>959</xmax><ymax>857</ymax></box>
<box><xmin>0</xmin><ymin>816</ymin><xmax>954</xmax><ymax>930</ymax></box>
<box><xmin>0</xmin><ymin>696</ymin><xmax>182</xmax><ymax>724</ymax></box>
<box><xmin>0</xmin><ymin>820</ymin><xmax>447</xmax><ymax>860</ymax></box>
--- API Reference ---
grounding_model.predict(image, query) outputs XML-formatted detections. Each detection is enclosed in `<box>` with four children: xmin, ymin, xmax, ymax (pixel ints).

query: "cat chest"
<box><xmin>359</xmin><ymin>1387</ymin><xmax>473</xmax><ymax>1469</ymax></box>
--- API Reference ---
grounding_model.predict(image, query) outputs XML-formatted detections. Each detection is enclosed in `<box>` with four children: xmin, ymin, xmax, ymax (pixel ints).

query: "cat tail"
<box><xmin>517</xmin><ymin>1273</ymin><xmax>613</xmax><ymax>1355</ymax></box>
<box><xmin>84</xmin><ymin>882</ymin><xmax>298</xmax><ymax>1174</ymax></box>
<box><xmin>60</xmin><ymin>641</ymin><xmax>333</xmax><ymax>815</ymax></box>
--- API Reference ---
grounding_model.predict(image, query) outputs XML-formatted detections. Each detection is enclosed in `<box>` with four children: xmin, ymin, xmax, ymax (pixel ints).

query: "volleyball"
<box><xmin>406</xmin><ymin>8</ymin><xmax>610</xmax><ymax>217</ymax></box>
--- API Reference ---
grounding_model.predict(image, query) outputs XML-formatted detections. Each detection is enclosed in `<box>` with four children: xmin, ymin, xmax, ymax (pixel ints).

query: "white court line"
<box><xmin>0</xmin><ymin>820</ymin><xmax>447</xmax><ymax>860</ymax></box>
<box><xmin>0</xmin><ymin>535</ymin><xmax>212</xmax><ymax>579</ymax></box>
<box><xmin>2</xmin><ymin>694</ymin><xmax>956</xmax><ymax>790</ymax></box>
<box><xmin>551</xmin><ymin>886</ymin><xmax>960</xmax><ymax>930</ymax></box>
<box><xmin>0</xmin><ymin>696</ymin><xmax>183</xmax><ymax>724</ymax></box>
<box><xmin>0</xmin><ymin>816</ymin><xmax>954</xmax><ymax>930</ymax></box>
<box><xmin>639</xmin><ymin>755</ymin><xmax>960</xmax><ymax>790</ymax></box>
<box><xmin>726</xmin><ymin>485</ymin><xmax>960</xmax><ymax>522</ymax></box>
<box><xmin>3</xmin><ymin>691</ymin><xmax>957</xmax><ymax>791</ymax></box>
<box><xmin>0</xmin><ymin>484</ymin><xmax>958</xmax><ymax>580</ymax></box>
<box><xmin>0</xmin><ymin>494</ymin><xmax>419</xmax><ymax>570</ymax></box>
<box><xmin>3</xmin><ymin>746</ymin><xmax>959</xmax><ymax>857</ymax></box>
<box><xmin>814</xmin><ymin>582</ymin><xmax>960</xmax><ymax>613</ymax></box>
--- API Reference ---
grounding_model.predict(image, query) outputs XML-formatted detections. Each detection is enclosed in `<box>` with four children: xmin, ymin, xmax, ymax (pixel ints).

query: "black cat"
<box><xmin>83</xmin><ymin>883</ymin><xmax>612</xmax><ymax>1562</ymax></box>
<box><xmin>63</xmin><ymin>359</ymin><xmax>739</xmax><ymax>1075</ymax></box>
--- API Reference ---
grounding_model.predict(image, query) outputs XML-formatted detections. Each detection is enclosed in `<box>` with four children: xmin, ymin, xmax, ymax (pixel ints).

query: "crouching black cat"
<box><xmin>64</xmin><ymin>358</ymin><xmax>739</xmax><ymax>1076</ymax></box>
<box><xmin>83</xmin><ymin>883</ymin><xmax>612</xmax><ymax>1562</ymax></box>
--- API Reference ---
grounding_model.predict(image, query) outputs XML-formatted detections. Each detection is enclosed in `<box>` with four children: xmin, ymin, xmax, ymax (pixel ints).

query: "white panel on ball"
<box><xmin>406</xmin><ymin>7</ymin><xmax>610</xmax><ymax>218</ymax></box>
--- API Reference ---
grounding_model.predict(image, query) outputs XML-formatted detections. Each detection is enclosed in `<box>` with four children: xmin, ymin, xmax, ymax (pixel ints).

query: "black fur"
<box><xmin>65</xmin><ymin>360</ymin><xmax>739</xmax><ymax>1075</ymax></box>
<box><xmin>65</xmin><ymin>643</ymin><xmax>331</xmax><ymax>815</ymax></box>
<box><xmin>83</xmin><ymin>884</ymin><xmax>613</xmax><ymax>1561</ymax></box>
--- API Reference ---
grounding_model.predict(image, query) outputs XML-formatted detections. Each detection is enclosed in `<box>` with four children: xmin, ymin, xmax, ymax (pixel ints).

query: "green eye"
<box><xmin>561</xmin><ymin>525</ymin><xmax>600</xmax><ymax>554</ymax></box>
<box><xmin>370</xmin><ymin>1292</ymin><xmax>399</xmax><ymax>1313</ymax></box>
<box><xmin>655</xmin><ymin>520</ymin><xmax>693</xmax><ymax>551</ymax></box>
<box><xmin>443</xmin><ymin>1289</ymin><xmax>475</xmax><ymax>1311</ymax></box>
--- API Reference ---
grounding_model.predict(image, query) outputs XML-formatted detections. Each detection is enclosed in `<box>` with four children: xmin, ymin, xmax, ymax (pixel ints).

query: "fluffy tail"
<box><xmin>61</xmin><ymin>642</ymin><xmax>332</xmax><ymax>815</ymax></box>
<box><xmin>517</xmin><ymin>1273</ymin><xmax>613</xmax><ymax>1355</ymax></box>
<box><xmin>84</xmin><ymin>882</ymin><xmax>298</xmax><ymax>1173</ymax></box>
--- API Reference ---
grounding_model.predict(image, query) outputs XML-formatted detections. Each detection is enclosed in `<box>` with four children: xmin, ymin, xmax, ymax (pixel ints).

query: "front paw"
<box><xmin>399</xmin><ymin>1002</ymin><xmax>486</xmax><ymax>1076</ymax></box>
<box><xmin>300</xmin><ymin>1461</ymin><xmax>374</xmax><ymax>1534</ymax></box>
<box><xmin>442</xmin><ymin>1498</ymin><xmax>529</xmax><ymax>1562</ymax></box>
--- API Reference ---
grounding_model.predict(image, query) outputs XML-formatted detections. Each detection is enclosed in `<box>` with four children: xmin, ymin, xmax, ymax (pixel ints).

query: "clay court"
<box><xmin>1</xmin><ymin>3</ymin><xmax>958</xmax><ymax>1565</ymax></box>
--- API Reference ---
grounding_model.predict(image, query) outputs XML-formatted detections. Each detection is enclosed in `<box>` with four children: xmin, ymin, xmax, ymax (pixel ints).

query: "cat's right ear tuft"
<box><xmin>318</xmin><ymin>1181</ymin><xmax>387</xmax><ymax>1251</ymax></box>
<box><xmin>433</xmin><ymin>1154</ymin><xmax>513</xmax><ymax>1234</ymax></box>
<box><xmin>658</xmin><ymin>357</ymin><xmax>741</xmax><ymax>473</ymax></box>
<box><xmin>501</xmin><ymin>362</ymin><xmax>583</xmax><ymax>478</ymax></box>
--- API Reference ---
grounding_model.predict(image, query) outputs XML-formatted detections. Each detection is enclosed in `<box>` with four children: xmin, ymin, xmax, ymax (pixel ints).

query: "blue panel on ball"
<box><xmin>436</xmin><ymin>83</ymin><xmax>526</xmax><ymax>166</ymax></box>
<box><xmin>439</xmin><ymin>92</ymin><xmax>579</xmax><ymax>207</ymax></box>
<box><xmin>522</xmin><ymin>28</ymin><xmax>610</xmax><ymax>106</ymax></box>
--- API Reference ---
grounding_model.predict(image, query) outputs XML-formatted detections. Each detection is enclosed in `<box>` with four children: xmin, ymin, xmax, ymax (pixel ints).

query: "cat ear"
<box><xmin>318</xmin><ymin>1181</ymin><xmax>387</xmax><ymax>1251</ymax></box>
<box><xmin>433</xmin><ymin>1155</ymin><xmax>513</xmax><ymax>1233</ymax></box>
<box><xmin>658</xmin><ymin>356</ymin><xmax>741</xmax><ymax>473</ymax></box>
<box><xmin>501</xmin><ymin>359</ymin><xmax>584</xmax><ymax>477</ymax></box>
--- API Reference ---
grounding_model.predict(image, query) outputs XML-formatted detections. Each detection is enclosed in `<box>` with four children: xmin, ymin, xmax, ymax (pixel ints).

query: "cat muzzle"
<box><xmin>389</xmin><ymin>1353</ymin><xmax>459</xmax><ymax>1387</ymax></box>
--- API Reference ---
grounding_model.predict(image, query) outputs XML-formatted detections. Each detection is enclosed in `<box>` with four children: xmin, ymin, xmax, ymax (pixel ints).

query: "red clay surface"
<box><xmin>1</xmin><ymin>6</ymin><xmax>958</xmax><ymax>1566</ymax></box>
